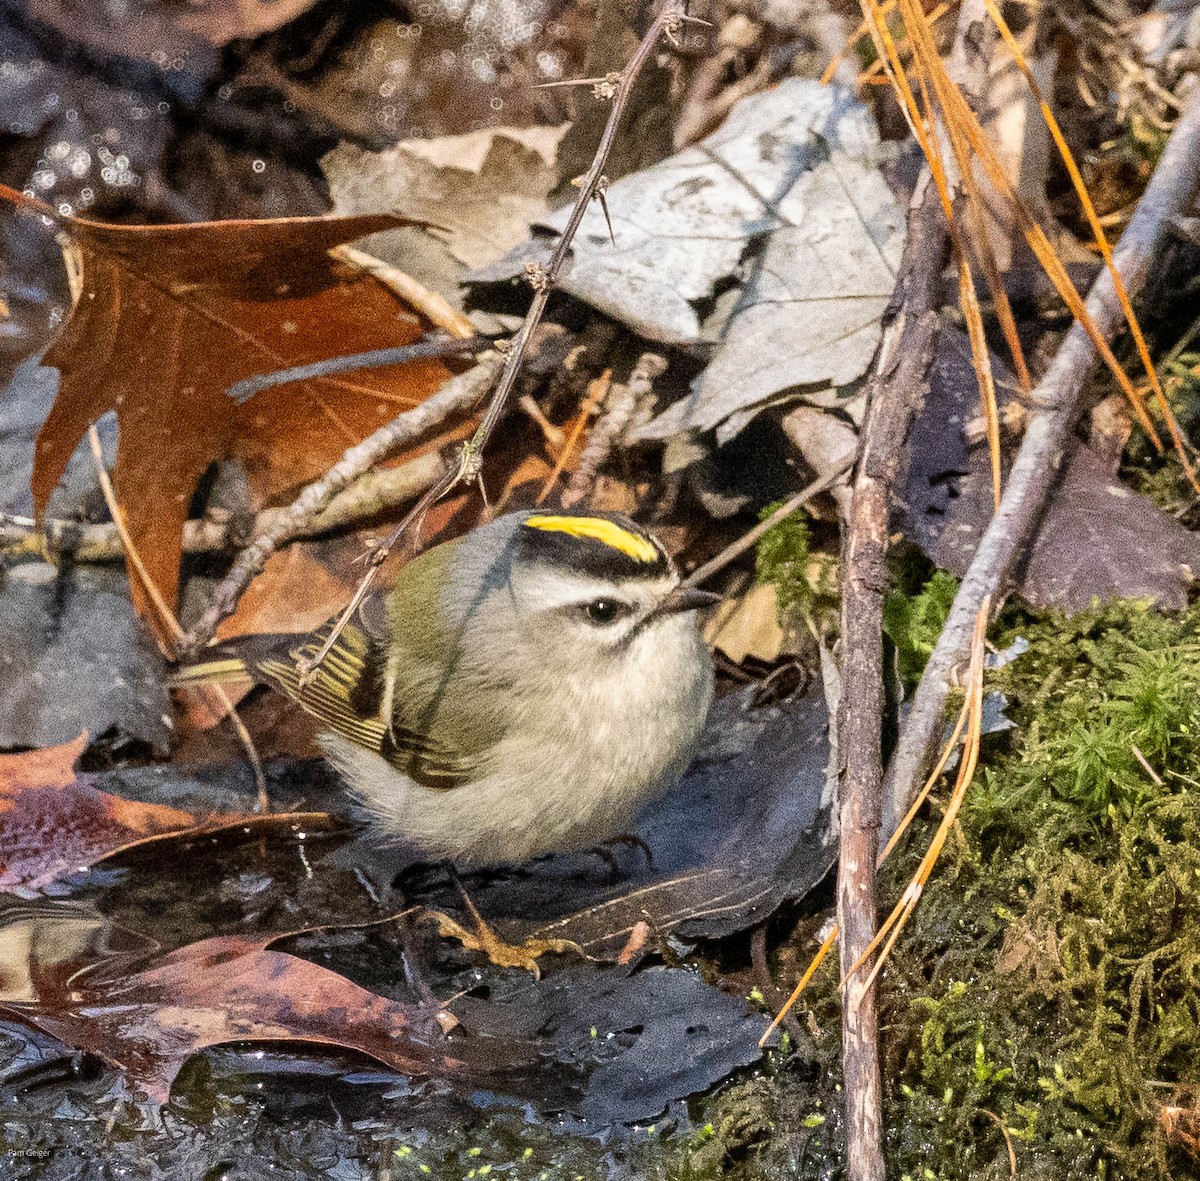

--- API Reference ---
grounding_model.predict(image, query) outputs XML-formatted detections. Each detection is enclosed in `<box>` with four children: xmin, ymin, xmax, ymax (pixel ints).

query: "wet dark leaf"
<box><xmin>369</xmin><ymin>682</ymin><xmax>836</xmax><ymax>960</ymax></box>
<box><xmin>0</xmin><ymin>563</ymin><xmax>172</xmax><ymax>754</ymax></box>
<box><xmin>904</xmin><ymin>329</ymin><xmax>1200</xmax><ymax>611</ymax></box>
<box><xmin>0</xmin><ymin>359</ymin><xmax>172</xmax><ymax>751</ymax></box>
<box><xmin>451</xmin><ymin>963</ymin><xmax>773</xmax><ymax>1123</ymax></box>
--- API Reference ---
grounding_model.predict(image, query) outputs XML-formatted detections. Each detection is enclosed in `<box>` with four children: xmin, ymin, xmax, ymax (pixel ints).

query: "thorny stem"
<box><xmin>294</xmin><ymin>0</ymin><xmax>687</xmax><ymax>674</ymax></box>
<box><xmin>179</xmin><ymin>353</ymin><xmax>502</xmax><ymax>657</ymax></box>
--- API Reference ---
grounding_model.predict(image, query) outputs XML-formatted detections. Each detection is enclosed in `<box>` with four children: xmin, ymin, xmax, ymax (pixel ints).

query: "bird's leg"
<box><xmin>422</xmin><ymin>865</ymin><xmax>585</xmax><ymax>978</ymax></box>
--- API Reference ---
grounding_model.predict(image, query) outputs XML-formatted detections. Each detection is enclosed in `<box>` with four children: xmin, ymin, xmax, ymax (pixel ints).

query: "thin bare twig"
<box><xmin>291</xmin><ymin>0</ymin><xmax>689</xmax><ymax>676</ymax></box>
<box><xmin>538</xmin><ymin>370</ymin><xmax>611</xmax><ymax>504</ymax></box>
<box><xmin>179</xmin><ymin>351</ymin><xmax>503</xmax><ymax>657</ymax></box>
<box><xmin>85</xmin><ymin>427</ymin><xmax>268</xmax><ymax>809</ymax></box>
<box><xmin>883</xmin><ymin>83</ymin><xmax>1200</xmax><ymax>834</ymax></box>
<box><xmin>330</xmin><ymin>244</ymin><xmax>477</xmax><ymax>340</ymax></box>
<box><xmin>226</xmin><ymin>336</ymin><xmax>486</xmax><ymax>404</ymax></box>
<box><xmin>683</xmin><ymin>466</ymin><xmax>851</xmax><ymax>590</ymax></box>
<box><xmin>4</xmin><ymin>451</ymin><xmax>447</xmax><ymax>563</ymax></box>
<box><xmin>562</xmin><ymin>352</ymin><xmax>667</xmax><ymax>507</ymax></box>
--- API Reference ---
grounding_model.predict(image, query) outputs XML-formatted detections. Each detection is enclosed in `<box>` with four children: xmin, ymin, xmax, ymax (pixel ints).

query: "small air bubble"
<box><xmin>251</xmin><ymin>159</ymin><xmax>266</xmax><ymax>174</ymax></box>
<box><xmin>157</xmin><ymin>101</ymin><xmax>170</xmax><ymax>114</ymax></box>
<box><xmin>490</xmin><ymin>97</ymin><xmax>503</xmax><ymax>111</ymax></box>
<box><xmin>536</xmin><ymin>51</ymin><xmax>562</xmax><ymax>79</ymax></box>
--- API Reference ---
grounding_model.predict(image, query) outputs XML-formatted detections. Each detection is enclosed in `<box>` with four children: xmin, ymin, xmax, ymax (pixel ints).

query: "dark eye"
<box><xmin>584</xmin><ymin>598</ymin><xmax>623</xmax><ymax>625</ymax></box>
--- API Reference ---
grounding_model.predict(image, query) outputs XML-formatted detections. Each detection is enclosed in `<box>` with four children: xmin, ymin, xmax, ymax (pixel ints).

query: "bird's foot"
<box><xmin>423</xmin><ymin>908</ymin><xmax>583</xmax><ymax>978</ymax></box>
<box><xmin>422</xmin><ymin>865</ymin><xmax>583</xmax><ymax>977</ymax></box>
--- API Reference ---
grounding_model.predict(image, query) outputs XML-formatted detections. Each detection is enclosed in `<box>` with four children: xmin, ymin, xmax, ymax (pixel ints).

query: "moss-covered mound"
<box><xmin>877</xmin><ymin>600</ymin><xmax>1200</xmax><ymax>1180</ymax></box>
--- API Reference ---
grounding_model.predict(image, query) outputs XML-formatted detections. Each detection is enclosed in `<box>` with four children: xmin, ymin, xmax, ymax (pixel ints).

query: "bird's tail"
<box><xmin>167</xmin><ymin>652</ymin><xmax>255</xmax><ymax>689</ymax></box>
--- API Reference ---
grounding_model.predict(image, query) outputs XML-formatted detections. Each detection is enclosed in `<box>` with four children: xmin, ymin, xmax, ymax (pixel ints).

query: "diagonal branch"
<box><xmin>271</xmin><ymin>0</ymin><xmax>690</xmax><ymax>675</ymax></box>
<box><xmin>882</xmin><ymin>83</ymin><xmax>1200</xmax><ymax>834</ymax></box>
<box><xmin>178</xmin><ymin>353</ymin><xmax>502</xmax><ymax>656</ymax></box>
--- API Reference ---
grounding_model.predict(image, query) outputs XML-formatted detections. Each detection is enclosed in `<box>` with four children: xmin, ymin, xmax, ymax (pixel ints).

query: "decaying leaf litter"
<box><xmin>1</xmin><ymin>0</ymin><xmax>1200</xmax><ymax>1176</ymax></box>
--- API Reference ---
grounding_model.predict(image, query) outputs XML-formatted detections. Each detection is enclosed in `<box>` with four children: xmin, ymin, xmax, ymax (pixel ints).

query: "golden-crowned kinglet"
<box><xmin>175</xmin><ymin>510</ymin><xmax>718</xmax><ymax>866</ymax></box>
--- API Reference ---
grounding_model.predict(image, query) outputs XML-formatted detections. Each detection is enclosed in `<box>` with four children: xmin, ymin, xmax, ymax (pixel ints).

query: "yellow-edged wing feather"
<box><xmin>173</xmin><ymin>619</ymin><xmax>480</xmax><ymax>788</ymax></box>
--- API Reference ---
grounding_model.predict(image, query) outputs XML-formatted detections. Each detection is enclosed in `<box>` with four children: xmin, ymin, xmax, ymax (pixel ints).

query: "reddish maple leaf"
<box><xmin>0</xmin><ymin>736</ymin><xmax>333</xmax><ymax>891</ymax></box>
<box><xmin>0</xmin><ymin>736</ymin><xmax>192</xmax><ymax>890</ymax></box>
<box><xmin>2</xmin><ymin>932</ymin><xmax>531</xmax><ymax>1102</ymax></box>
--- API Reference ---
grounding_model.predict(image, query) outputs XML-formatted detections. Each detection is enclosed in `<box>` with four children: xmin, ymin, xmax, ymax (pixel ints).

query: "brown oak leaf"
<box><xmin>14</xmin><ymin>192</ymin><xmax>465</xmax><ymax>642</ymax></box>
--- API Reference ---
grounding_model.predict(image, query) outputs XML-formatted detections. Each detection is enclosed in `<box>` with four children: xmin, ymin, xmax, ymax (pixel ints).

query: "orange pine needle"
<box><xmin>760</xmin><ymin>602</ymin><xmax>987</xmax><ymax>1038</ymax></box>
<box><xmin>981</xmin><ymin>0</ymin><xmax>1197</xmax><ymax>489</ymax></box>
<box><xmin>535</xmin><ymin>370</ymin><xmax>611</xmax><ymax>504</ymax></box>
<box><xmin>759</xmin><ymin>924</ymin><xmax>839</xmax><ymax>1047</ymax></box>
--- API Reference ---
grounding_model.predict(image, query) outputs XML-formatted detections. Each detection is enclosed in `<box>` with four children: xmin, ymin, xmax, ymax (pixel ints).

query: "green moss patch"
<box><xmin>874</xmin><ymin>600</ymin><xmax>1200</xmax><ymax>1179</ymax></box>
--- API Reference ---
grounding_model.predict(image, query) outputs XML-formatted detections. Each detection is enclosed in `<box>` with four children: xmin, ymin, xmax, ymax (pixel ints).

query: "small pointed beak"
<box><xmin>659</xmin><ymin>586</ymin><xmax>722</xmax><ymax>614</ymax></box>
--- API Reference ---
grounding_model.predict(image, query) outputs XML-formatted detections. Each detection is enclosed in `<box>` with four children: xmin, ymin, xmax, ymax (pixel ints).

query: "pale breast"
<box><xmin>324</xmin><ymin>613</ymin><xmax>713</xmax><ymax>866</ymax></box>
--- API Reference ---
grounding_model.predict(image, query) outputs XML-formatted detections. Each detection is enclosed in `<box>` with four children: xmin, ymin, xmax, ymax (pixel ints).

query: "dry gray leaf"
<box><xmin>478</xmin><ymin>78</ymin><xmax>903</xmax><ymax>365</ymax></box>
<box><xmin>670</xmin><ymin>146</ymin><xmax>903</xmax><ymax>442</ymax></box>
<box><xmin>323</xmin><ymin>125</ymin><xmax>568</xmax><ymax>323</ymax></box>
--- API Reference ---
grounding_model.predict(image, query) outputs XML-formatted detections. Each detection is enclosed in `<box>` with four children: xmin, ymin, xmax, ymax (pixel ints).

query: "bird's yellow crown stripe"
<box><xmin>523</xmin><ymin>515</ymin><xmax>659</xmax><ymax>564</ymax></box>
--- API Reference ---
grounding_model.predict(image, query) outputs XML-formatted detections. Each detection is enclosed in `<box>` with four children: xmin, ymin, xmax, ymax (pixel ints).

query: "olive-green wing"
<box><xmin>176</xmin><ymin>619</ymin><xmax>482</xmax><ymax>789</ymax></box>
<box><xmin>252</xmin><ymin>621</ymin><xmax>390</xmax><ymax>756</ymax></box>
<box><xmin>255</xmin><ymin>622</ymin><xmax>485</xmax><ymax>789</ymax></box>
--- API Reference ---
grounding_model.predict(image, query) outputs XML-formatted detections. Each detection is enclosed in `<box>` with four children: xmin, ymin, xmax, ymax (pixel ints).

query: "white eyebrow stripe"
<box><xmin>515</xmin><ymin>567</ymin><xmax>676</xmax><ymax>612</ymax></box>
